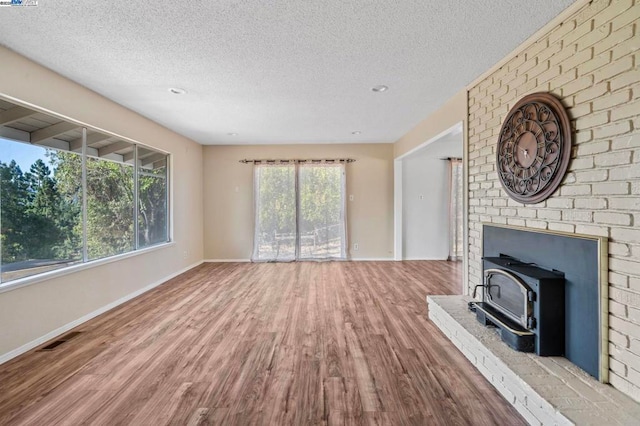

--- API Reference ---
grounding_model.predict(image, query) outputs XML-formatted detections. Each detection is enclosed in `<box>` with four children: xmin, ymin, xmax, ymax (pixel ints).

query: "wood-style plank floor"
<box><xmin>0</xmin><ymin>261</ymin><xmax>525</xmax><ymax>425</ymax></box>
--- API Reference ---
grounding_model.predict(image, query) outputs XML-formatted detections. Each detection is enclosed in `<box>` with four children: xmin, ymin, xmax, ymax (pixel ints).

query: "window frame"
<box><xmin>0</xmin><ymin>97</ymin><xmax>172</xmax><ymax>292</ymax></box>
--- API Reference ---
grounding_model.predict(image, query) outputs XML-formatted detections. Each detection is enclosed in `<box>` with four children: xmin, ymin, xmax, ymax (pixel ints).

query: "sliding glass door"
<box><xmin>252</xmin><ymin>164</ymin><xmax>297</xmax><ymax>261</ymax></box>
<box><xmin>298</xmin><ymin>163</ymin><xmax>346</xmax><ymax>259</ymax></box>
<box><xmin>252</xmin><ymin>163</ymin><xmax>346</xmax><ymax>262</ymax></box>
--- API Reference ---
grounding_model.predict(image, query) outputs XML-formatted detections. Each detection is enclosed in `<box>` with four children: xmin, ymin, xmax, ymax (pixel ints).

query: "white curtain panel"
<box><xmin>297</xmin><ymin>163</ymin><xmax>346</xmax><ymax>260</ymax></box>
<box><xmin>252</xmin><ymin>164</ymin><xmax>297</xmax><ymax>262</ymax></box>
<box><xmin>251</xmin><ymin>162</ymin><xmax>346</xmax><ymax>262</ymax></box>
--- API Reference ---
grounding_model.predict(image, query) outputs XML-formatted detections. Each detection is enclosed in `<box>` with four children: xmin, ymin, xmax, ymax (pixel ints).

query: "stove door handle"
<box><xmin>472</xmin><ymin>284</ymin><xmax>485</xmax><ymax>299</ymax></box>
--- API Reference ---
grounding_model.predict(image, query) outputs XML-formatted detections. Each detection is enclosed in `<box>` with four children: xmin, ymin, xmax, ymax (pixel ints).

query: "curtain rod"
<box><xmin>440</xmin><ymin>157</ymin><xmax>462</xmax><ymax>161</ymax></box>
<box><xmin>239</xmin><ymin>158</ymin><xmax>355</xmax><ymax>164</ymax></box>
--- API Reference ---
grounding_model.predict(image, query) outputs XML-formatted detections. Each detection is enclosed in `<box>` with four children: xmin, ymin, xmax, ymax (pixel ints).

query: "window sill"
<box><xmin>0</xmin><ymin>242</ymin><xmax>175</xmax><ymax>295</ymax></box>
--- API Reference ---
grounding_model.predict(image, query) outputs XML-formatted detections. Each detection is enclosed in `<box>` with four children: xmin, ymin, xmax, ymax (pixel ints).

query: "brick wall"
<box><xmin>467</xmin><ymin>0</ymin><xmax>640</xmax><ymax>401</ymax></box>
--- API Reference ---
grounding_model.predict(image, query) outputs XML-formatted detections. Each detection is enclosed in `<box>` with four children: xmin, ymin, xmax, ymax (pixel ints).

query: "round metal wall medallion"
<box><xmin>496</xmin><ymin>92</ymin><xmax>572</xmax><ymax>204</ymax></box>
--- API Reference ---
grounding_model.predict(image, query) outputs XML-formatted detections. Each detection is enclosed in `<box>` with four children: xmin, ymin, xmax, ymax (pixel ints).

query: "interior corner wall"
<box><xmin>394</xmin><ymin>89</ymin><xmax>467</xmax><ymax>159</ymax></box>
<box><xmin>203</xmin><ymin>144</ymin><xmax>394</xmax><ymax>261</ymax></box>
<box><xmin>466</xmin><ymin>1</ymin><xmax>640</xmax><ymax>401</ymax></box>
<box><xmin>0</xmin><ymin>46</ymin><xmax>204</xmax><ymax>358</ymax></box>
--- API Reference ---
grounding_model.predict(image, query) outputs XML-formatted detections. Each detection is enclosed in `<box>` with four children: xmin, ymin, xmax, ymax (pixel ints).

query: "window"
<box><xmin>252</xmin><ymin>162</ymin><xmax>346</xmax><ymax>262</ymax></box>
<box><xmin>0</xmin><ymin>100</ymin><xmax>170</xmax><ymax>286</ymax></box>
<box><xmin>0</xmin><ymin>141</ymin><xmax>83</xmax><ymax>281</ymax></box>
<box><xmin>137</xmin><ymin>146</ymin><xmax>169</xmax><ymax>248</ymax></box>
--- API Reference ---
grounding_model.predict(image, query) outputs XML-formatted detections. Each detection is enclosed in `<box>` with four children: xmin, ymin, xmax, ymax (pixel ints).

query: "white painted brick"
<box><xmin>563</xmin><ymin>210</ymin><xmax>593</xmax><ymax>222</ymax></box>
<box><xmin>575</xmin><ymin>197</ymin><xmax>608</xmax><ymax>210</ymax></box>
<box><xmin>563</xmin><ymin>171</ymin><xmax>577</xmax><ymax>184</ymax></box>
<box><xmin>517</xmin><ymin>208</ymin><xmax>537</xmax><ymax>219</ymax></box>
<box><xmin>593</xmin><ymin>23</ymin><xmax>635</xmax><ymax>56</ymax></box>
<box><xmin>575</xmin><ymin>110</ymin><xmax>610</xmax><ymax>130</ymax></box>
<box><xmin>569</xmin><ymin>156</ymin><xmax>594</xmax><ymax>170</ymax></box>
<box><xmin>576</xmin><ymin>140</ymin><xmax>610</xmax><ymax>155</ymax></box>
<box><xmin>609</xmin><ymin>373</ymin><xmax>640</xmax><ymax>401</ymax></box>
<box><xmin>612</xmin><ymin>227</ymin><xmax>640</xmax><ymax>244</ymax></box>
<box><xmin>611</xmin><ymin>299</ymin><xmax>629</xmax><ymax>317</ymax></box>
<box><xmin>609</xmin><ymin>197</ymin><xmax>640</xmax><ymax>210</ymax></box>
<box><xmin>539</xmin><ymin>41</ymin><xmax>564</xmax><ymax>63</ymax></box>
<box><xmin>610</xmin><ymin>315</ymin><xmax>640</xmax><ymax>340</ymax></box>
<box><xmin>593</xmin><ymin>121</ymin><xmax>632</xmax><ymax>139</ymax></box>
<box><xmin>610</xmin><ymin>165</ymin><xmax>640</xmax><ymax>181</ymax></box>
<box><xmin>594</xmin><ymin>150</ymin><xmax>633</xmax><ymax>167</ymax></box>
<box><xmin>629</xmin><ymin>307</ymin><xmax>640</xmax><ymax>324</ymax></box>
<box><xmin>610</xmin><ymin>69</ymin><xmax>640</xmax><ymax>92</ymax></box>
<box><xmin>548</xmin><ymin>222</ymin><xmax>575</xmax><ymax>233</ymax></box>
<box><xmin>610</xmin><ymin>329</ymin><xmax>630</xmax><ymax>348</ymax></box>
<box><xmin>574</xmin><ymin>82</ymin><xmax>609</xmax><ymax>104</ymax></box>
<box><xmin>560</xmin><ymin>184</ymin><xmax>591</xmax><ymax>196</ymax></box>
<box><xmin>592</xmin><ymin>181</ymin><xmax>630</xmax><ymax>195</ymax></box>
<box><xmin>610</xmin><ymin>357</ymin><xmax>628</xmax><ymax>377</ymax></box>
<box><xmin>610</xmin><ymin>271</ymin><xmax>630</xmax><ymax>288</ymax></box>
<box><xmin>574</xmin><ymin>129</ymin><xmax>593</xmax><ymax>144</ymax></box>
<box><xmin>537</xmin><ymin>209</ymin><xmax>562</xmax><ymax>220</ymax></box>
<box><xmin>549</xmin><ymin>68</ymin><xmax>579</xmax><ymax>90</ymax></box>
<box><xmin>577</xmin><ymin>52</ymin><xmax>611</xmax><ymax>77</ymax></box>
<box><xmin>611</xmin><ymin>99</ymin><xmax>640</xmax><ymax>121</ymax></box>
<box><xmin>526</xmin><ymin>220</ymin><xmax>548</xmax><ymax>230</ymax></box>
<box><xmin>565</xmin><ymin>17</ymin><xmax>596</xmax><ymax>46</ymax></box>
<box><xmin>548</xmin><ymin>19</ymin><xmax>577</xmax><ymax>44</ymax></box>
<box><xmin>568</xmin><ymin>101</ymin><xmax>592</xmax><ymax>119</ymax></box>
<box><xmin>575</xmin><ymin>168</ymin><xmax>609</xmax><ymax>182</ymax></box>
<box><xmin>611</xmin><ymin>2</ymin><xmax>640</xmax><ymax>31</ymax></box>
<box><xmin>610</xmin><ymin>258</ymin><xmax>640</xmax><ymax>276</ymax></box>
<box><xmin>611</xmin><ymin>242</ymin><xmax>631</xmax><ymax>259</ymax></box>
<box><xmin>594</xmin><ymin>212</ymin><xmax>633</xmax><ymax>226</ymax></box>
<box><xmin>593</xmin><ymin>0</ymin><xmax>634</xmax><ymax>28</ymax></box>
<box><xmin>507</xmin><ymin>218</ymin><xmax>526</xmax><ymax>227</ymax></box>
<box><xmin>575</xmin><ymin>224</ymin><xmax>609</xmax><ymax>237</ymax></box>
<box><xmin>612</xmin><ymin>33</ymin><xmax>640</xmax><ymax>61</ymax></box>
<box><xmin>593</xmin><ymin>55</ymin><xmax>634</xmax><ymax>83</ymax></box>
<box><xmin>592</xmin><ymin>89</ymin><xmax>632</xmax><ymax>111</ymax></box>
<box><xmin>546</xmin><ymin>198</ymin><xmax>574</xmax><ymax>209</ymax></box>
<box><xmin>562</xmin><ymin>75</ymin><xmax>594</xmax><ymax>97</ymax></box>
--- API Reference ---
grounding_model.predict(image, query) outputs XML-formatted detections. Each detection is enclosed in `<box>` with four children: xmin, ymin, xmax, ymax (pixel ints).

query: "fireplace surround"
<box><xmin>479</xmin><ymin>224</ymin><xmax>608</xmax><ymax>381</ymax></box>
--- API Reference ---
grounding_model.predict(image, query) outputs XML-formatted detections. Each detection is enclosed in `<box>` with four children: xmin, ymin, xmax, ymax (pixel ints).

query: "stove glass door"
<box><xmin>484</xmin><ymin>269</ymin><xmax>532</xmax><ymax>328</ymax></box>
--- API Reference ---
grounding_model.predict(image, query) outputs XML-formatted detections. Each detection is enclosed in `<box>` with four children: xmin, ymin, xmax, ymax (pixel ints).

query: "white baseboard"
<box><xmin>350</xmin><ymin>257</ymin><xmax>395</xmax><ymax>261</ymax></box>
<box><xmin>401</xmin><ymin>257</ymin><xmax>448</xmax><ymax>261</ymax></box>
<box><xmin>0</xmin><ymin>260</ymin><xmax>204</xmax><ymax>366</ymax></box>
<box><xmin>205</xmin><ymin>258</ymin><xmax>399</xmax><ymax>262</ymax></box>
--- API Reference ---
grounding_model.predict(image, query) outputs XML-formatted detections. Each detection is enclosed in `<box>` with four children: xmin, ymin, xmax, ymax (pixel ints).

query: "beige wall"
<box><xmin>0</xmin><ymin>46</ymin><xmax>204</xmax><ymax>357</ymax></box>
<box><xmin>203</xmin><ymin>144</ymin><xmax>394</xmax><ymax>260</ymax></box>
<box><xmin>394</xmin><ymin>89</ymin><xmax>467</xmax><ymax>158</ymax></box>
<box><xmin>467</xmin><ymin>1</ymin><xmax>640</xmax><ymax>400</ymax></box>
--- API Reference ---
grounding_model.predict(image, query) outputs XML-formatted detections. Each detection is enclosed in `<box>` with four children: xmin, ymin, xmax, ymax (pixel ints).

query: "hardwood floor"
<box><xmin>0</xmin><ymin>261</ymin><xmax>525</xmax><ymax>425</ymax></box>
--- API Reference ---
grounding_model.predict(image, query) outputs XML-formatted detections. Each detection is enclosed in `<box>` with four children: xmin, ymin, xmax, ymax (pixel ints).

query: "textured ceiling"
<box><xmin>0</xmin><ymin>0</ymin><xmax>575</xmax><ymax>145</ymax></box>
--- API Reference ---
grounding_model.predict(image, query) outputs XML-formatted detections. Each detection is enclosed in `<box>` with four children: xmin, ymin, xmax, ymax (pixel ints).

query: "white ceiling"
<box><xmin>0</xmin><ymin>0</ymin><xmax>575</xmax><ymax>146</ymax></box>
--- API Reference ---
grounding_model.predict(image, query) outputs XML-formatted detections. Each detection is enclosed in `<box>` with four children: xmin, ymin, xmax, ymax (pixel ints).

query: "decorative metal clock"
<box><xmin>496</xmin><ymin>92</ymin><xmax>572</xmax><ymax>204</ymax></box>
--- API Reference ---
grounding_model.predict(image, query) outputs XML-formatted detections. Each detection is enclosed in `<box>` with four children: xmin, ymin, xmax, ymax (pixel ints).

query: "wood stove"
<box><xmin>471</xmin><ymin>255</ymin><xmax>565</xmax><ymax>356</ymax></box>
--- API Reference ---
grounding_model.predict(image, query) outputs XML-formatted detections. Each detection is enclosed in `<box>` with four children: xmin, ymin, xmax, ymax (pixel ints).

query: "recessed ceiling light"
<box><xmin>228</xmin><ymin>132</ymin><xmax>238</xmax><ymax>136</ymax></box>
<box><xmin>372</xmin><ymin>85</ymin><xmax>388</xmax><ymax>92</ymax></box>
<box><xmin>168</xmin><ymin>87</ymin><xmax>187</xmax><ymax>95</ymax></box>
<box><xmin>352</xmin><ymin>131</ymin><xmax>362</xmax><ymax>135</ymax></box>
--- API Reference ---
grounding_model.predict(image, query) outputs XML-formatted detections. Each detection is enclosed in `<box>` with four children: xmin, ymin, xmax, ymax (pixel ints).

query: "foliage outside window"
<box><xmin>252</xmin><ymin>163</ymin><xmax>346</xmax><ymax>261</ymax></box>
<box><xmin>0</xmin><ymin>104</ymin><xmax>170</xmax><ymax>286</ymax></box>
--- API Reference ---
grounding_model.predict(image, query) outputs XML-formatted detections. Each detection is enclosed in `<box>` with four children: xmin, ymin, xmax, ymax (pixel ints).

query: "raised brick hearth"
<box><xmin>428</xmin><ymin>295</ymin><xmax>640</xmax><ymax>425</ymax></box>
